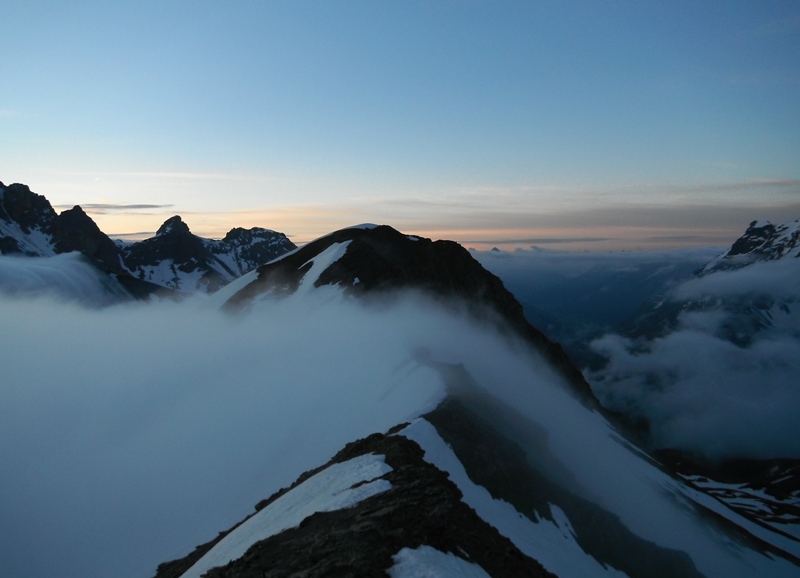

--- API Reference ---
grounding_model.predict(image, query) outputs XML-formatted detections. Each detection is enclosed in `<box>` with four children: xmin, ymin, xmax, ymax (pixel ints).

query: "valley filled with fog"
<box><xmin>476</xmin><ymin>246</ymin><xmax>800</xmax><ymax>460</ymax></box>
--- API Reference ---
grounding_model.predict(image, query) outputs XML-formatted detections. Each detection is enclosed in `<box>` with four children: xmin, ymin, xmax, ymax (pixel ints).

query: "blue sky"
<box><xmin>2</xmin><ymin>1</ymin><xmax>798</xmax><ymax>249</ymax></box>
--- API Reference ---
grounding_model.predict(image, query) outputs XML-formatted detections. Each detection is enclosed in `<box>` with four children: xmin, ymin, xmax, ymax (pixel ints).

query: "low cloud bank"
<box><xmin>2</xmin><ymin>270</ymin><xmax>794</xmax><ymax>578</ymax></box>
<box><xmin>590</xmin><ymin>260</ymin><xmax>800</xmax><ymax>460</ymax></box>
<box><xmin>0</xmin><ymin>287</ymin><xmax>544</xmax><ymax>578</ymax></box>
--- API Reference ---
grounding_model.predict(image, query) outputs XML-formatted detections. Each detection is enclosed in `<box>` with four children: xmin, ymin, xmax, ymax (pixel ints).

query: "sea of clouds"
<box><xmin>2</xmin><ymin>251</ymin><xmax>798</xmax><ymax>578</ymax></box>
<box><xmin>589</xmin><ymin>259</ymin><xmax>800</xmax><ymax>459</ymax></box>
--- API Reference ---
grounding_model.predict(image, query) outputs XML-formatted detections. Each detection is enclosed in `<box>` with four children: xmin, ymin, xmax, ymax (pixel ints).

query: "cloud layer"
<box><xmin>590</xmin><ymin>259</ymin><xmax>800</xmax><ymax>459</ymax></box>
<box><xmin>1</xmin><ymin>288</ymin><xmax>511</xmax><ymax>578</ymax></box>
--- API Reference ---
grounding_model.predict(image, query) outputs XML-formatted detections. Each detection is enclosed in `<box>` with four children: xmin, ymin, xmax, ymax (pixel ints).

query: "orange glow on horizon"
<box><xmin>86</xmin><ymin>204</ymin><xmax>735</xmax><ymax>253</ymax></box>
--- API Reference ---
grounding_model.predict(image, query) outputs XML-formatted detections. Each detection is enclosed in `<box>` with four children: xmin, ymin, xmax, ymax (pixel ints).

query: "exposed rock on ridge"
<box><xmin>153</xmin><ymin>426</ymin><xmax>555</xmax><ymax>578</ymax></box>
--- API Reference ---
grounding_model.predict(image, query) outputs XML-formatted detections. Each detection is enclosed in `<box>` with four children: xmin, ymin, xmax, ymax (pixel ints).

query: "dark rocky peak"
<box><xmin>126</xmin><ymin>216</ymin><xmax>206</xmax><ymax>265</ymax></box>
<box><xmin>212</xmin><ymin>227</ymin><xmax>297</xmax><ymax>275</ymax></box>
<box><xmin>156</xmin><ymin>215</ymin><xmax>192</xmax><ymax>237</ymax></box>
<box><xmin>703</xmin><ymin>219</ymin><xmax>800</xmax><ymax>273</ymax></box>
<box><xmin>0</xmin><ymin>182</ymin><xmax>57</xmax><ymax>232</ymax></box>
<box><xmin>222</xmin><ymin>227</ymin><xmax>276</xmax><ymax>244</ymax></box>
<box><xmin>227</xmin><ymin>225</ymin><xmax>598</xmax><ymax>406</ymax></box>
<box><xmin>728</xmin><ymin>220</ymin><xmax>779</xmax><ymax>257</ymax></box>
<box><xmin>52</xmin><ymin>205</ymin><xmax>122</xmax><ymax>273</ymax></box>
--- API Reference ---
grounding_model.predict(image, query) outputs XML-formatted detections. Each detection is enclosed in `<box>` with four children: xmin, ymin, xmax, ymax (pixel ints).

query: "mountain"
<box><xmin>607</xmin><ymin>219</ymin><xmax>800</xmax><ymax>349</ymax></box>
<box><xmin>702</xmin><ymin>219</ymin><xmax>800</xmax><ymax>272</ymax></box>
<box><xmin>3</xmin><ymin>182</ymin><xmax>799</xmax><ymax>576</ymax></box>
<box><xmin>0</xmin><ymin>181</ymin><xmax>296</xmax><ymax>299</ymax></box>
<box><xmin>223</xmin><ymin>224</ymin><xmax>595</xmax><ymax>406</ymax></box>
<box><xmin>146</xmin><ymin>224</ymin><xmax>800</xmax><ymax>578</ymax></box>
<box><xmin>118</xmin><ymin>216</ymin><xmax>296</xmax><ymax>293</ymax></box>
<box><xmin>584</xmin><ymin>220</ymin><xmax>800</xmax><ymax>541</ymax></box>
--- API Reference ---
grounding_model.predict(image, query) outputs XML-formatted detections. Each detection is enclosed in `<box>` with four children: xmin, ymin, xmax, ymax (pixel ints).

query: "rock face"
<box><xmin>0</xmin><ymin>181</ymin><xmax>296</xmax><ymax>298</ymax></box>
<box><xmin>52</xmin><ymin>205</ymin><xmax>125</xmax><ymax>273</ymax></box>
<box><xmin>709</xmin><ymin>219</ymin><xmax>800</xmax><ymax>268</ymax></box>
<box><xmin>226</xmin><ymin>224</ymin><xmax>597</xmax><ymax>406</ymax></box>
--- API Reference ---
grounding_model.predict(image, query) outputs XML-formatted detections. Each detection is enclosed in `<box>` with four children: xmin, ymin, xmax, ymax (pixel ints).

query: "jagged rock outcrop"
<box><xmin>52</xmin><ymin>205</ymin><xmax>125</xmax><ymax>273</ymax></box>
<box><xmin>709</xmin><ymin>219</ymin><xmax>800</xmax><ymax>268</ymax></box>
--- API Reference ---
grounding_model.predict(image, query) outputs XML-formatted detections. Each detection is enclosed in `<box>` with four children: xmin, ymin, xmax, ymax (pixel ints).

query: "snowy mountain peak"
<box><xmin>703</xmin><ymin>218</ymin><xmax>800</xmax><ymax>273</ymax></box>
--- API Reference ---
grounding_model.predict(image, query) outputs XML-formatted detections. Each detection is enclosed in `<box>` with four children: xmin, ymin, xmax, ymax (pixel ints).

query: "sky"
<box><xmin>1</xmin><ymin>0</ymin><xmax>799</xmax><ymax>250</ymax></box>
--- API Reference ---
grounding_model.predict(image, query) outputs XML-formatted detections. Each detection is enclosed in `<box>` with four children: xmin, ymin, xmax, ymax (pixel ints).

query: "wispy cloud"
<box><xmin>464</xmin><ymin>236</ymin><xmax>612</xmax><ymax>245</ymax></box>
<box><xmin>53</xmin><ymin>203</ymin><xmax>174</xmax><ymax>213</ymax></box>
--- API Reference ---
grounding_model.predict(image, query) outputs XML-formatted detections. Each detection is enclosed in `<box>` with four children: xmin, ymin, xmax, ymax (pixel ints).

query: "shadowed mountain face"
<box><xmin>717</xmin><ymin>219</ymin><xmax>800</xmax><ymax>265</ymax></box>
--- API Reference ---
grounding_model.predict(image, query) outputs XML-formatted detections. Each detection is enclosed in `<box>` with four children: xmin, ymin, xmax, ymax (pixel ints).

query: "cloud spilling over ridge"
<box><xmin>2</xmin><ymin>281</ymin><xmax>797</xmax><ymax>578</ymax></box>
<box><xmin>0</xmin><ymin>253</ymin><xmax>130</xmax><ymax>305</ymax></box>
<box><xmin>590</xmin><ymin>260</ymin><xmax>800</xmax><ymax>459</ymax></box>
<box><xmin>0</xmin><ymin>288</ymin><xmax>505</xmax><ymax>578</ymax></box>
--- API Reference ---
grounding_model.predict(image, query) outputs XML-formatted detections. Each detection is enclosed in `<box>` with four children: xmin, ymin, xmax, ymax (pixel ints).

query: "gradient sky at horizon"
<box><xmin>2</xmin><ymin>1</ymin><xmax>799</xmax><ymax>251</ymax></box>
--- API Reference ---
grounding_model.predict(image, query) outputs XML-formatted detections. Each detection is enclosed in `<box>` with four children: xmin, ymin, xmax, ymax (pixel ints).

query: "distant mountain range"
<box><xmin>1</xmin><ymin>180</ymin><xmax>799</xmax><ymax>578</ymax></box>
<box><xmin>0</xmin><ymin>181</ymin><xmax>296</xmax><ymax>297</ymax></box>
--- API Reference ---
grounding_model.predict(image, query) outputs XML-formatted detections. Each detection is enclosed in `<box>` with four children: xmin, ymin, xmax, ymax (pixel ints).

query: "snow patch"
<box><xmin>179</xmin><ymin>453</ymin><xmax>393</xmax><ymax>578</ymax></box>
<box><xmin>388</xmin><ymin>545</ymin><xmax>491</xmax><ymax>578</ymax></box>
<box><xmin>297</xmin><ymin>240</ymin><xmax>351</xmax><ymax>292</ymax></box>
<box><xmin>399</xmin><ymin>419</ymin><xmax>627</xmax><ymax>577</ymax></box>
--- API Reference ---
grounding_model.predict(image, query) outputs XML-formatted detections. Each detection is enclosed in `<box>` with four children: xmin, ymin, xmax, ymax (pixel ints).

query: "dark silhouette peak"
<box><xmin>0</xmin><ymin>182</ymin><xmax>56</xmax><ymax>230</ymax></box>
<box><xmin>222</xmin><ymin>226</ymin><xmax>277</xmax><ymax>243</ymax></box>
<box><xmin>722</xmin><ymin>219</ymin><xmax>799</xmax><ymax>263</ymax></box>
<box><xmin>156</xmin><ymin>215</ymin><xmax>191</xmax><ymax>237</ymax></box>
<box><xmin>62</xmin><ymin>205</ymin><xmax>88</xmax><ymax>216</ymax></box>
